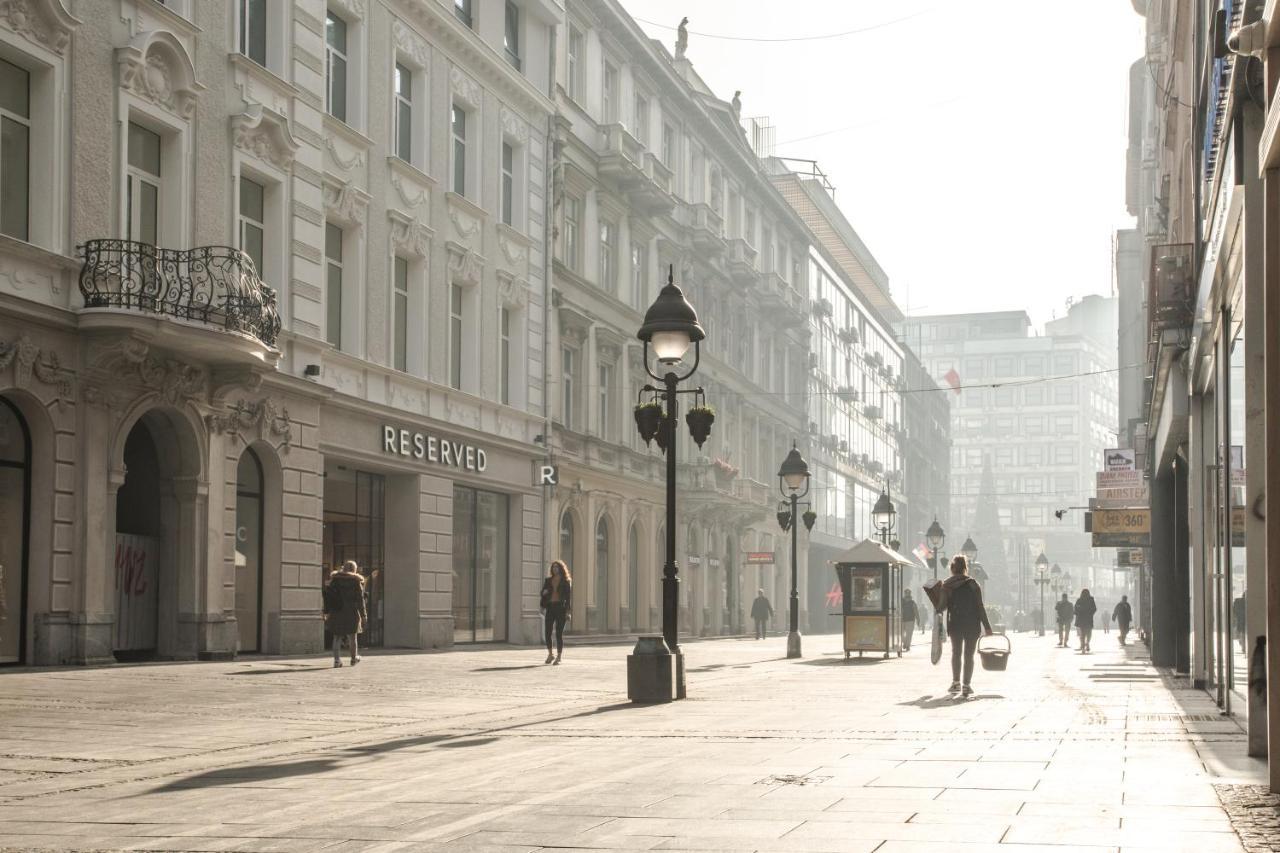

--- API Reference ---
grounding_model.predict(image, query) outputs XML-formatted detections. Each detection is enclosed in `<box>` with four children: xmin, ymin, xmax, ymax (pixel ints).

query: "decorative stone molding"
<box><xmin>497</xmin><ymin>231</ymin><xmax>528</xmax><ymax>265</ymax></box>
<box><xmin>391</xmin><ymin>173</ymin><xmax>427</xmax><ymax>210</ymax></box>
<box><xmin>206</xmin><ymin>398</ymin><xmax>293</xmax><ymax>452</ymax></box>
<box><xmin>449</xmin><ymin>64</ymin><xmax>482</xmax><ymax>109</ymax></box>
<box><xmin>392</xmin><ymin>18</ymin><xmax>429</xmax><ymax>67</ymax></box>
<box><xmin>0</xmin><ymin>334</ymin><xmax>73</xmax><ymax>407</ymax></box>
<box><xmin>448</xmin><ymin>202</ymin><xmax>480</xmax><ymax>241</ymax></box>
<box><xmin>499</xmin><ymin>106</ymin><xmax>529</xmax><ymax>145</ymax></box>
<box><xmin>322</xmin><ymin>177</ymin><xmax>370</xmax><ymax>232</ymax></box>
<box><xmin>598</xmin><ymin>341</ymin><xmax>622</xmax><ymax>364</ymax></box>
<box><xmin>389</xmin><ymin>211</ymin><xmax>431</xmax><ymax>258</ymax></box>
<box><xmin>209</xmin><ymin>368</ymin><xmax>264</xmax><ymax>404</ymax></box>
<box><xmin>330</xmin><ymin>0</ymin><xmax>366</xmax><ymax>20</ymax></box>
<box><xmin>496</xmin><ymin>271</ymin><xmax>528</xmax><ymax>310</ymax></box>
<box><xmin>136</xmin><ymin>354</ymin><xmax>207</xmax><ymax>406</ymax></box>
<box><xmin>232</xmin><ymin>105</ymin><xmax>299</xmax><ymax>170</ymax></box>
<box><xmin>117</xmin><ymin>30</ymin><xmax>204</xmax><ymax>119</ymax></box>
<box><xmin>0</xmin><ymin>0</ymin><xmax>78</xmax><ymax>57</ymax></box>
<box><xmin>325</xmin><ymin>135</ymin><xmax>366</xmax><ymax>170</ymax></box>
<box><xmin>445</xmin><ymin>240</ymin><xmax>483</xmax><ymax>286</ymax></box>
<box><xmin>444</xmin><ymin>399</ymin><xmax>480</xmax><ymax>430</ymax></box>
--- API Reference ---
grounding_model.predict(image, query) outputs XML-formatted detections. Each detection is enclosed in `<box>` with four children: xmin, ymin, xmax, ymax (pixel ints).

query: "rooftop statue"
<box><xmin>675</xmin><ymin>17</ymin><xmax>689</xmax><ymax>59</ymax></box>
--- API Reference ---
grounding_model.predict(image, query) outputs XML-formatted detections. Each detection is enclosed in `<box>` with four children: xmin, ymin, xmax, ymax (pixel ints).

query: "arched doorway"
<box><xmin>628</xmin><ymin>521</ymin><xmax>640</xmax><ymax>631</ymax></box>
<box><xmin>0</xmin><ymin>396</ymin><xmax>30</xmax><ymax>665</ymax></box>
<box><xmin>115</xmin><ymin>419</ymin><xmax>163</xmax><ymax>659</ymax></box>
<box><xmin>235</xmin><ymin>448</ymin><xmax>264</xmax><ymax>653</ymax></box>
<box><xmin>594</xmin><ymin>515</ymin><xmax>610</xmax><ymax>632</ymax></box>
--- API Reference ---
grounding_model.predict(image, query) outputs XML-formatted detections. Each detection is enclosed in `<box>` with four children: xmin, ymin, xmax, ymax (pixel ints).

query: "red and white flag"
<box><xmin>943</xmin><ymin>368</ymin><xmax>962</xmax><ymax>395</ymax></box>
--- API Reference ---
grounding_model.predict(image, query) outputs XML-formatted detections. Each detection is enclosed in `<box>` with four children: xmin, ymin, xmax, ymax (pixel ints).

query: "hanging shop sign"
<box><xmin>382</xmin><ymin>425</ymin><xmax>488</xmax><ymax>472</ymax></box>
<box><xmin>1092</xmin><ymin>508</ymin><xmax>1151</xmax><ymax>535</ymax></box>
<box><xmin>1095</xmin><ymin>485</ymin><xmax>1149</xmax><ymax>504</ymax></box>
<box><xmin>1092</xmin><ymin>532</ymin><xmax>1150</xmax><ymax>548</ymax></box>
<box><xmin>1104</xmin><ymin>448</ymin><xmax>1136</xmax><ymax>471</ymax></box>
<box><xmin>745</xmin><ymin>552</ymin><xmax>775</xmax><ymax>565</ymax></box>
<box><xmin>1097</xmin><ymin>471</ymin><xmax>1142</xmax><ymax>489</ymax></box>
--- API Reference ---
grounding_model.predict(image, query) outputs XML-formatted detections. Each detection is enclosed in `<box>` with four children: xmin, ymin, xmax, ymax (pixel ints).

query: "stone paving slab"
<box><xmin>0</xmin><ymin>634</ymin><xmax>1268</xmax><ymax>852</ymax></box>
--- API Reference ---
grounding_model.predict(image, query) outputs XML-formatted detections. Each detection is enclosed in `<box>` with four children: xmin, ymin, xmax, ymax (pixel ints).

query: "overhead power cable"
<box><xmin>631</xmin><ymin>10</ymin><xmax>933</xmax><ymax>43</ymax></box>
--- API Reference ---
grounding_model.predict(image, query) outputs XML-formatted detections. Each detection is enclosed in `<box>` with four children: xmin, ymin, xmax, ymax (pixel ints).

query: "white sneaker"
<box><xmin>333</xmin><ymin>659</ymin><xmax>343</xmax><ymax>668</ymax></box>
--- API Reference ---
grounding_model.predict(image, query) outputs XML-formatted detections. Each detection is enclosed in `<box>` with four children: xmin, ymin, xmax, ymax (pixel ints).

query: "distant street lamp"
<box><xmin>776</xmin><ymin>443</ymin><xmax>815</xmax><ymax>660</ymax></box>
<box><xmin>872</xmin><ymin>488</ymin><xmax>897</xmax><ymax>546</ymax></box>
<box><xmin>960</xmin><ymin>536</ymin><xmax>978</xmax><ymax>565</ymax></box>
<box><xmin>1034</xmin><ymin>552</ymin><xmax>1050</xmax><ymax>637</ymax></box>
<box><xmin>636</xmin><ymin>266</ymin><xmax>707</xmax><ymax>700</ymax></box>
<box><xmin>926</xmin><ymin>517</ymin><xmax>946</xmax><ymax>578</ymax></box>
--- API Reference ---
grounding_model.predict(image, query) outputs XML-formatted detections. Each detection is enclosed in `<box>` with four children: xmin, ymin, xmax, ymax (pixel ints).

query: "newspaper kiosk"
<box><xmin>831</xmin><ymin>540</ymin><xmax>912</xmax><ymax>660</ymax></box>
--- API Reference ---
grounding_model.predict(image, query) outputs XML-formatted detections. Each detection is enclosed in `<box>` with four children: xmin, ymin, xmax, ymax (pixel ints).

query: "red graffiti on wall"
<box><xmin>115</xmin><ymin>543</ymin><xmax>149</xmax><ymax>597</ymax></box>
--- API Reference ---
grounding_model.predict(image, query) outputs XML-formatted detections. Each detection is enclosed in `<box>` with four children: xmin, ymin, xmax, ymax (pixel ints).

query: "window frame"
<box><xmin>499</xmin><ymin>306</ymin><xmax>511</xmax><ymax>405</ymax></box>
<box><xmin>562</xmin><ymin>194</ymin><xmax>581</xmax><ymax>272</ymax></box>
<box><xmin>566</xmin><ymin>26</ymin><xmax>583</xmax><ymax>102</ymax></box>
<box><xmin>503</xmin><ymin>0</ymin><xmax>521</xmax><ymax>70</ymax></box>
<box><xmin>500</xmin><ymin>140</ymin><xmax>515</xmax><ymax>227</ymax></box>
<box><xmin>393</xmin><ymin>255</ymin><xmax>409</xmax><ymax>372</ymax></box>
<box><xmin>238</xmin><ymin>174</ymin><xmax>266</xmax><ymax>276</ymax></box>
<box><xmin>325</xmin><ymin>222</ymin><xmax>344</xmax><ymax>349</ymax></box>
<box><xmin>602</xmin><ymin>60</ymin><xmax>619</xmax><ymax>124</ymax></box>
<box><xmin>0</xmin><ymin>56</ymin><xmax>29</xmax><ymax>242</ymax></box>
<box><xmin>239</xmin><ymin>0</ymin><xmax>268</xmax><ymax>67</ymax></box>
<box><xmin>449</xmin><ymin>282</ymin><xmax>464</xmax><ymax>389</ymax></box>
<box><xmin>325</xmin><ymin>10</ymin><xmax>349</xmax><ymax>122</ymax></box>
<box><xmin>454</xmin><ymin>0</ymin><xmax>473</xmax><ymax>28</ymax></box>
<box><xmin>125</xmin><ymin>120</ymin><xmax>162</xmax><ymax>246</ymax></box>
<box><xmin>598</xmin><ymin>218</ymin><xmax>616</xmax><ymax>293</ymax></box>
<box><xmin>451</xmin><ymin>103</ymin><xmax>467</xmax><ymax>197</ymax></box>
<box><xmin>561</xmin><ymin>345</ymin><xmax>578</xmax><ymax>430</ymax></box>
<box><xmin>393</xmin><ymin>60</ymin><xmax>413</xmax><ymax>164</ymax></box>
<box><xmin>597</xmin><ymin>361</ymin><xmax>613</xmax><ymax>440</ymax></box>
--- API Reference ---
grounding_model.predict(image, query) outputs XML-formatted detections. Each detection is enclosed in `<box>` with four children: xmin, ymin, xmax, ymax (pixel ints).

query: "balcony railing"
<box><xmin>79</xmin><ymin>240</ymin><xmax>281</xmax><ymax>349</ymax></box>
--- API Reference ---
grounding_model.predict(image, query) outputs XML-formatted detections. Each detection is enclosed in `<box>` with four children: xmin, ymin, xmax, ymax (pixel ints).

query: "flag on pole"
<box><xmin>943</xmin><ymin>368</ymin><xmax>962</xmax><ymax>395</ymax></box>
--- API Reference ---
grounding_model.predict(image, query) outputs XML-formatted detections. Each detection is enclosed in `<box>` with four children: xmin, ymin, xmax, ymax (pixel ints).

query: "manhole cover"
<box><xmin>758</xmin><ymin>774</ymin><xmax>830</xmax><ymax>786</ymax></box>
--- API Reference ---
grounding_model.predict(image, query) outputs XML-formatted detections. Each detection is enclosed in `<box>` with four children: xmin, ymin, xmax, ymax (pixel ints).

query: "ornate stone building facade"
<box><xmin>0</xmin><ymin>0</ymin><xmax>560</xmax><ymax>665</ymax></box>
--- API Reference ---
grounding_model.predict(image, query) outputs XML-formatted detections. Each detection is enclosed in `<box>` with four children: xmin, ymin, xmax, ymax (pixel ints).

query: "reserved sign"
<box><xmin>382</xmin><ymin>425</ymin><xmax>488</xmax><ymax>472</ymax></box>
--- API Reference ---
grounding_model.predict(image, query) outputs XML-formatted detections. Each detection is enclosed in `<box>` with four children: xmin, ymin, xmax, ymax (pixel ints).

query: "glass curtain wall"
<box><xmin>452</xmin><ymin>486</ymin><xmax>509</xmax><ymax>643</ymax></box>
<box><xmin>323</xmin><ymin>464</ymin><xmax>385</xmax><ymax>647</ymax></box>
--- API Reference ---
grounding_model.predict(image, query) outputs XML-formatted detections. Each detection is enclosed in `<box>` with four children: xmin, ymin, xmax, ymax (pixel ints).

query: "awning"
<box><xmin>828</xmin><ymin>538</ymin><xmax>916</xmax><ymax>566</ymax></box>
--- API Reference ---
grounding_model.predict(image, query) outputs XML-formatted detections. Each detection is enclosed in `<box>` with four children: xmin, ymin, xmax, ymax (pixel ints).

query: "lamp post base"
<box><xmin>786</xmin><ymin>630</ymin><xmax>802</xmax><ymax>659</ymax></box>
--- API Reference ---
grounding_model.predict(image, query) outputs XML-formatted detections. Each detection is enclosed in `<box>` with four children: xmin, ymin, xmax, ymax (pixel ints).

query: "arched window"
<box><xmin>595</xmin><ymin>516</ymin><xmax>609</xmax><ymax>627</ymax></box>
<box><xmin>628</xmin><ymin>522</ymin><xmax>640</xmax><ymax>630</ymax></box>
<box><xmin>0</xmin><ymin>396</ymin><xmax>30</xmax><ymax>665</ymax></box>
<box><xmin>559</xmin><ymin>510</ymin><xmax>574</xmax><ymax>567</ymax></box>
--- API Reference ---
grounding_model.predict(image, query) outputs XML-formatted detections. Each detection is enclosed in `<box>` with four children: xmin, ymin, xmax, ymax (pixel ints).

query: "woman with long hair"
<box><xmin>540</xmin><ymin>560</ymin><xmax>572</xmax><ymax>664</ymax></box>
<box><xmin>942</xmin><ymin>554</ymin><xmax>992</xmax><ymax>698</ymax></box>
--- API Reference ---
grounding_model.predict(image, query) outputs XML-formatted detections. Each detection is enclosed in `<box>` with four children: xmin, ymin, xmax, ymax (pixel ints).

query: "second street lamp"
<box><xmin>926</xmin><ymin>517</ymin><xmax>946</xmax><ymax>578</ymax></box>
<box><xmin>872</xmin><ymin>488</ymin><xmax>897</xmax><ymax>546</ymax></box>
<box><xmin>1034</xmin><ymin>552</ymin><xmax>1050</xmax><ymax>637</ymax></box>
<box><xmin>636</xmin><ymin>266</ymin><xmax>706</xmax><ymax>700</ymax></box>
<box><xmin>960</xmin><ymin>535</ymin><xmax>978</xmax><ymax>566</ymax></box>
<box><xmin>776</xmin><ymin>444</ymin><xmax>814</xmax><ymax>659</ymax></box>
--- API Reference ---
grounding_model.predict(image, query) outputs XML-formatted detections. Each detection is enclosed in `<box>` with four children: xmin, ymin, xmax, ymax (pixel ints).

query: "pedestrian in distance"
<box><xmin>941</xmin><ymin>555</ymin><xmax>993</xmax><ymax>699</ymax></box>
<box><xmin>900</xmin><ymin>590</ymin><xmax>918</xmax><ymax>651</ymax></box>
<box><xmin>540</xmin><ymin>560</ymin><xmax>572</xmax><ymax>664</ymax></box>
<box><xmin>1113</xmin><ymin>595</ymin><xmax>1133</xmax><ymax>645</ymax></box>
<box><xmin>750</xmin><ymin>589</ymin><xmax>773</xmax><ymax>640</ymax></box>
<box><xmin>1054</xmin><ymin>593</ymin><xmax>1074</xmax><ymax>648</ymax></box>
<box><xmin>1074</xmin><ymin>589</ymin><xmax>1097</xmax><ymax>654</ymax></box>
<box><xmin>1101</xmin><ymin>607</ymin><xmax>1111</xmax><ymax>634</ymax></box>
<box><xmin>1233</xmin><ymin>595</ymin><xmax>1247</xmax><ymax>655</ymax></box>
<box><xmin>324</xmin><ymin>560</ymin><xmax>367</xmax><ymax>668</ymax></box>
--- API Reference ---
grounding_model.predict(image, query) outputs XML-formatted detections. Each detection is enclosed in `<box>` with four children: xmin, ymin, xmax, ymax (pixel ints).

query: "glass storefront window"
<box><xmin>0</xmin><ymin>397</ymin><xmax>29</xmax><ymax>665</ymax></box>
<box><xmin>453</xmin><ymin>486</ymin><xmax>509</xmax><ymax>643</ymax></box>
<box><xmin>323</xmin><ymin>464</ymin><xmax>385</xmax><ymax>646</ymax></box>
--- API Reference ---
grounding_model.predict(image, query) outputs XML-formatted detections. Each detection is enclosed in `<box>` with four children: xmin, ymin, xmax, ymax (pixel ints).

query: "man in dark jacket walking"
<box><xmin>900</xmin><ymin>590</ymin><xmax>918</xmax><ymax>651</ymax></box>
<box><xmin>750</xmin><ymin>590</ymin><xmax>773</xmax><ymax>640</ymax></box>
<box><xmin>324</xmin><ymin>560</ymin><xmax>367</xmax><ymax>668</ymax></box>
<box><xmin>1073</xmin><ymin>589</ymin><xmax>1097</xmax><ymax>654</ymax></box>
<box><xmin>942</xmin><ymin>555</ymin><xmax>992</xmax><ymax>698</ymax></box>
<box><xmin>1113</xmin><ymin>596</ymin><xmax>1133</xmax><ymax>645</ymax></box>
<box><xmin>1054</xmin><ymin>594</ymin><xmax>1074</xmax><ymax>648</ymax></box>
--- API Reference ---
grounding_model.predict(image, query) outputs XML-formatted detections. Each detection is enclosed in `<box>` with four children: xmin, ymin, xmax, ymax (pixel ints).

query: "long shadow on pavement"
<box><xmin>898</xmin><ymin>694</ymin><xmax>1006</xmax><ymax>709</ymax></box>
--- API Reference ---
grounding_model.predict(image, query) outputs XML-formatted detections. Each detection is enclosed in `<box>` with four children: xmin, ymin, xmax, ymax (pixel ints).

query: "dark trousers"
<box><xmin>901</xmin><ymin>624</ymin><xmax>913</xmax><ymax>650</ymax></box>
<box><xmin>950</xmin><ymin>633</ymin><xmax>977</xmax><ymax>685</ymax></box>
<box><xmin>1118</xmin><ymin>621</ymin><xmax>1130</xmax><ymax>644</ymax></box>
<box><xmin>754</xmin><ymin>618</ymin><xmax>767</xmax><ymax>639</ymax></box>
<box><xmin>544</xmin><ymin>603</ymin><xmax>567</xmax><ymax>654</ymax></box>
<box><xmin>1058</xmin><ymin>622</ymin><xmax>1071</xmax><ymax>646</ymax></box>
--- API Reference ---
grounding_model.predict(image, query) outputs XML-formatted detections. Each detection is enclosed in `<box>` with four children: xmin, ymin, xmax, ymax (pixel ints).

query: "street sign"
<box><xmin>1104</xmin><ymin>448</ymin><xmax>1136</xmax><ymax>471</ymax></box>
<box><xmin>1093</xmin><ymin>532</ymin><xmax>1151</xmax><ymax>548</ymax></box>
<box><xmin>1097</xmin><ymin>471</ymin><xmax>1143</xmax><ymax>489</ymax></box>
<box><xmin>1096</xmin><ymin>485</ymin><xmax>1149</xmax><ymax>503</ymax></box>
<box><xmin>1092</xmin><ymin>509</ymin><xmax>1151</xmax><ymax>534</ymax></box>
<box><xmin>745</xmin><ymin>551</ymin><xmax>775</xmax><ymax>565</ymax></box>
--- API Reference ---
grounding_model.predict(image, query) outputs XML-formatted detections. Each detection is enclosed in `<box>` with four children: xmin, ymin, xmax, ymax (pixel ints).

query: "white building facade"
<box><xmin>0</xmin><ymin>0</ymin><xmax>560</xmax><ymax>665</ymax></box>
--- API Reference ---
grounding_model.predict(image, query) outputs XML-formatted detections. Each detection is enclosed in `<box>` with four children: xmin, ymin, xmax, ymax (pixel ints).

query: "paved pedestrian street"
<box><xmin>0</xmin><ymin>633</ymin><xmax>1267</xmax><ymax>853</ymax></box>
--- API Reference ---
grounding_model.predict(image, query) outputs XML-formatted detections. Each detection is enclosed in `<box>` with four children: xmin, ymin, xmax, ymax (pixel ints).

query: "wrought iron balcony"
<box><xmin>79</xmin><ymin>240</ymin><xmax>281</xmax><ymax>349</ymax></box>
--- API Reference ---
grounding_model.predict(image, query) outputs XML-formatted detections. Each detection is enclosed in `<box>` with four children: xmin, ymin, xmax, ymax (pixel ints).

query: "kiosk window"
<box><xmin>849</xmin><ymin>568</ymin><xmax>882</xmax><ymax>611</ymax></box>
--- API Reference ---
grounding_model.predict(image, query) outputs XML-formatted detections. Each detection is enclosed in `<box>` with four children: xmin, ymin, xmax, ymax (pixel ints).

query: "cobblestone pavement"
<box><xmin>1214</xmin><ymin>785</ymin><xmax>1280</xmax><ymax>852</ymax></box>
<box><xmin>0</xmin><ymin>631</ymin><xmax>1267</xmax><ymax>852</ymax></box>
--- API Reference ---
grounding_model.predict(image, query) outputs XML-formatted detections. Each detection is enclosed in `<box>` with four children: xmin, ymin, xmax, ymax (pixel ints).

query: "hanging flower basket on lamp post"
<box><xmin>685</xmin><ymin>404</ymin><xmax>715</xmax><ymax>448</ymax></box>
<box><xmin>634</xmin><ymin>401</ymin><xmax>663</xmax><ymax>446</ymax></box>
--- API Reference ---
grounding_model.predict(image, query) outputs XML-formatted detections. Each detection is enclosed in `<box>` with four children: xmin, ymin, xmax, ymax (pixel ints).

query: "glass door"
<box><xmin>0</xmin><ymin>397</ymin><xmax>29</xmax><ymax>665</ymax></box>
<box><xmin>322</xmin><ymin>464</ymin><xmax>385</xmax><ymax>647</ymax></box>
<box><xmin>452</xmin><ymin>486</ymin><xmax>508</xmax><ymax>643</ymax></box>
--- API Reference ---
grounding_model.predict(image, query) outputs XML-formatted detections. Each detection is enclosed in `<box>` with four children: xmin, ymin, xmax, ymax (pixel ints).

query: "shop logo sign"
<box><xmin>382</xmin><ymin>425</ymin><xmax>488</xmax><ymax>472</ymax></box>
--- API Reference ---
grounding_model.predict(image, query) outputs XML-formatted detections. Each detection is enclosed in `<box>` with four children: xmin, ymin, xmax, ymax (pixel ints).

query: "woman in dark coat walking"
<box><xmin>540</xmin><ymin>560</ymin><xmax>572</xmax><ymax>664</ymax></box>
<box><xmin>1074</xmin><ymin>589</ymin><xmax>1097</xmax><ymax>654</ymax></box>
<box><xmin>941</xmin><ymin>555</ymin><xmax>992</xmax><ymax>698</ymax></box>
<box><xmin>324</xmin><ymin>560</ymin><xmax>367</xmax><ymax>668</ymax></box>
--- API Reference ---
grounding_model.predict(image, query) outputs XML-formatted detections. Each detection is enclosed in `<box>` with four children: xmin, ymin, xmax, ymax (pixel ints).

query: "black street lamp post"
<box><xmin>636</xmin><ymin>266</ymin><xmax>707</xmax><ymax>700</ymax></box>
<box><xmin>776</xmin><ymin>444</ymin><xmax>815</xmax><ymax>659</ymax></box>
<box><xmin>1034</xmin><ymin>552</ymin><xmax>1050</xmax><ymax>636</ymax></box>
<box><xmin>872</xmin><ymin>488</ymin><xmax>898</xmax><ymax>547</ymax></box>
<box><xmin>925</xmin><ymin>517</ymin><xmax>946</xmax><ymax>578</ymax></box>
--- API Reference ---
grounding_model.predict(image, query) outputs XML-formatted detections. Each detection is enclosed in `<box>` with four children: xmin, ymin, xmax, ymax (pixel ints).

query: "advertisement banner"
<box><xmin>1097</xmin><ymin>471</ymin><xmax>1143</xmax><ymax>489</ymax></box>
<box><xmin>1092</xmin><ymin>532</ymin><xmax>1151</xmax><ymax>548</ymax></box>
<box><xmin>1092</xmin><ymin>509</ymin><xmax>1151</xmax><ymax>534</ymax></box>
<box><xmin>745</xmin><ymin>552</ymin><xmax>775</xmax><ymax>565</ymax></box>
<box><xmin>1095</xmin><ymin>486</ymin><xmax>1149</xmax><ymax>503</ymax></box>
<box><xmin>1104</xmin><ymin>448</ymin><xmax>1137</xmax><ymax>471</ymax></box>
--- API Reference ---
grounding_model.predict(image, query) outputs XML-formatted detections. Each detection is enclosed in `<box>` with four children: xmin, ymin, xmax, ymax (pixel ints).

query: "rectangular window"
<box><xmin>504</xmin><ymin>1</ymin><xmax>521</xmax><ymax>70</ymax></box>
<box><xmin>449</xmin><ymin>283</ymin><xmax>464</xmax><ymax>389</ymax></box>
<box><xmin>393</xmin><ymin>256</ymin><xmax>408</xmax><ymax>372</ymax></box>
<box><xmin>240</xmin><ymin>0</ymin><xmax>267</xmax><ymax>66</ymax></box>
<box><xmin>126</xmin><ymin>122</ymin><xmax>161</xmax><ymax>246</ymax></box>
<box><xmin>451</xmin><ymin>105</ymin><xmax>467</xmax><ymax>196</ymax></box>
<box><xmin>602</xmin><ymin>61</ymin><xmax>618</xmax><ymax>123</ymax></box>
<box><xmin>563</xmin><ymin>195</ymin><xmax>580</xmax><ymax>271</ymax></box>
<box><xmin>662</xmin><ymin>123</ymin><xmax>674</xmax><ymax>167</ymax></box>
<box><xmin>0</xmin><ymin>58</ymin><xmax>30</xmax><ymax>241</ymax></box>
<box><xmin>500</xmin><ymin>141</ymin><xmax>514</xmax><ymax>226</ymax></box>
<box><xmin>599</xmin><ymin>220</ymin><xmax>616</xmax><ymax>292</ymax></box>
<box><xmin>1054</xmin><ymin>445</ymin><xmax>1074</xmax><ymax>465</ymax></box>
<box><xmin>454</xmin><ymin>0</ymin><xmax>472</xmax><ymax>28</ymax></box>
<box><xmin>325</xmin><ymin>223</ymin><xmax>343</xmax><ymax>349</ymax></box>
<box><xmin>567</xmin><ymin>27</ymin><xmax>583</xmax><ymax>101</ymax></box>
<box><xmin>598</xmin><ymin>363</ymin><xmax>612</xmax><ymax>440</ymax></box>
<box><xmin>634</xmin><ymin>93</ymin><xmax>649</xmax><ymax>144</ymax></box>
<box><xmin>631</xmin><ymin>241</ymin><xmax>647</xmax><ymax>310</ymax></box>
<box><xmin>394</xmin><ymin>63</ymin><xmax>412</xmax><ymax>162</ymax></box>
<box><xmin>499</xmin><ymin>307</ymin><xmax>511</xmax><ymax>405</ymax></box>
<box><xmin>238</xmin><ymin>176</ymin><xmax>265</xmax><ymax>276</ymax></box>
<box><xmin>562</xmin><ymin>347</ymin><xmax>575</xmax><ymax>429</ymax></box>
<box><xmin>325</xmin><ymin>12</ymin><xmax>348</xmax><ymax>122</ymax></box>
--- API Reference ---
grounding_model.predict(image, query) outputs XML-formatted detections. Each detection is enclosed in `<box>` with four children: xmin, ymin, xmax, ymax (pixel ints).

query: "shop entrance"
<box><xmin>452</xmin><ymin>486</ymin><xmax>508</xmax><ymax>643</ymax></box>
<box><xmin>234</xmin><ymin>449</ymin><xmax>264</xmax><ymax>653</ymax></box>
<box><xmin>0</xmin><ymin>396</ymin><xmax>30</xmax><ymax>665</ymax></box>
<box><xmin>114</xmin><ymin>419</ymin><xmax>162</xmax><ymax>660</ymax></box>
<box><xmin>323</xmin><ymin>464</ymin><xmax>385</xmax><ymax>647</ymax></box>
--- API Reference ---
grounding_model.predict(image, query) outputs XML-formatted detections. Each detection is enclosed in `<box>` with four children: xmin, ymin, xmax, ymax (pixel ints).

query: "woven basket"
<box><xmin>977</xmin><ymin>634</ymin><xmax>1011</xmax><ymax>671</ymax></box>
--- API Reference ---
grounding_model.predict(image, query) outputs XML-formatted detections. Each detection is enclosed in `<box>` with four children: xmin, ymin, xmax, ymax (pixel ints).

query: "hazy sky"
<box><xmin>625</xmin><ymin>1</ymin><xmax>1145</xmax><ymax>330</ymax></box>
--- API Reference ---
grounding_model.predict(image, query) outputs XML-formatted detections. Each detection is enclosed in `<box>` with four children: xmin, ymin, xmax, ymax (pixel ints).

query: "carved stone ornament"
<box><xmin>496</xmin><ymin>272</ymin><xmax>528</xmax><ymax>310</ymax></box>
<box><xmin>0</xmin><ymin>0</ymin><xmax>78</xmax><ymax>57</ymax></box>
<box><xmin>330</xmin><ymin>0</ymin><xmax>366</xmax><ymax>20</ymax></box>
<box><xmin>232</xmin><ymin>105</ymin><xmax>299</xmax><ymax>170</ymax></box>
<box><xmin>389</xmin><ymin>213</ymin><xmax>431</xmax><ymax>259</ymax></box>
<box><xmin>117</xmin><ymin>30</ymin><xmax>203</xmax><ymax>119</ymax></box>
<box><xmin>322</xmin><ymin>177</ymin><xmax>370</xmax><ymax>232</ymax></box>
<box><xmin>325</xmin><ymin>135</ymin><xmax>366</xmax><ymax>170</ymax></box>
<box><xmin>391</xmin><ymin>173</ymin><xmax>427</xmax><ymax>210</ymax></box>
<box><xmin>0</xmin><ymin>334</ymin><xmax>74</xmax><ymax>407</ymax></box>
<box><xmin>449</xmin><ymin>64</ymin><xmax>482</xmax><ymax>109</ymax></box>
<box><xmin>206</xmin><ymin>398</ymin><xmax>293</xmax><ymax>452</ymax></box>
<box><xmin>449</xmin><ymin>204</ymin><xmax>480</xmax><ymax>241</ymax></box>
<box><xmin>446</xmin><ymin>241</ymin><xmax>483</xmax><ymax>286</ymax></box>
<box><xmin>499</xmin><ymin>106</ymin><xmax>529</xmax><ymax>145</ymax></box>
<box><xmin>498</xmin><ymin>232</ymin><xmax>527</xmax><ymax>265</ymax></box>
<box><xmin>137</xmin><ymin>355</ymin><xmax>207</xmax><ymax>406</ymax></box>
<box><xmin>392</xmin><ymin>18</ymin><xmax>429</xmax><ymax>68</ymax></box>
